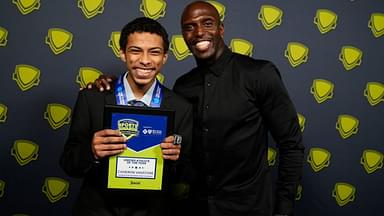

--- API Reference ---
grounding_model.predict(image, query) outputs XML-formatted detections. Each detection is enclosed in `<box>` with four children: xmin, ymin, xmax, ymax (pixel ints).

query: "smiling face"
<box><xmin>181</xmin><ymin>1</ymin><xmax>225</xmax><ymax>63</ymax></box>
<box><xmin>120</xmin><ymin>32</ymin><xmax>168</xmax><ymax>91</ymax></box>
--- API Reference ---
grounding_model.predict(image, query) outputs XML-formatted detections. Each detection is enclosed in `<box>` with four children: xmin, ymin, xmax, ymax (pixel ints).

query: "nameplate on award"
<box><xmin>103</xmin><ymin>105</ymin><xmax>174</xmax><ymax>190</ymax></box>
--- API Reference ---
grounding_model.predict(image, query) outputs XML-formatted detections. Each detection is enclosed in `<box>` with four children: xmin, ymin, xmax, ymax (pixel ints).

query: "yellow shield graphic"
<box><xmin>368</xmin><ymin>13</ymin><xmax>384</xmax><ymax>38</ymax></box>
<box><xmin>339</xmin><ymin>46</ymin><xmax>362</xmax><ymax>71</ymax></box>
<box><xmin>44</xmin><ymin>103</ymin><xmax>71</xmax><ymax>130</ymax></box>
<box><xmin>11</xmin><ymin>139</ymin><xmax>39</xmax><ymax>166</ymax></box>
<box><xmin>267</xmin><ymin>147</ymin><xmax>277</xmax><ymax>166</ymax></box>
<box><xmin>296</xmin><ymin>184</ymin><xmax>302</xmax><ymax>201</ymax></box>
<box><xmin>0</xmin><ymin>26</ymin><xmax>8</xmax><ymax>47</ymax></box>
<box><xmin>0</xmin><ymin>103</ymin><xmax>8</xmax><ymax>123</ymax></box>
<box><xmin>332</xmin><ymin>182</ymin><xmax>356</xmax><ymax>206</ymax></box>
<box><xmin>0</xmin><ymin>179</ymin><xmax>5</xmax><ymax>198</ymax></box>
<box><xmin>12</xmin><ymin>0</ymin><xmax>40</xmax><ymax>15</ymax></box>
<box><xmin>108</xmin><ymin>31</ymin><xmax>121</xmax><ymax>57</ymax></box>
<box><xmin>42</xmin><ymin>177</ymin><xmax>69</xmax><ymax>203</ymax></box>
<box><xmin>297</xmin><ymin>113</ymin><xmax>306</xmax><ymax>132</ymax></box>
<box><xmin>13</xmin><ymin>64</ymin><xmax>41</xmax><ymax>91</ymax></box>
<box><xmin>310</xmin><ymin>79</ymin><xmax>334</xmax><ymax>103</ymax></box>
<box><xmin>258</xmin><ymin>5</ymin><xmax>283</xmax><ymax>30</ymax></box>
<box><xmin>230</xmin><ymin>38</ymin><xmax>253</xmax><ymax>57</ymax></box>
<box><xmin>170</xmin><ymin>35</ymin><xmax>192</xmax><ymax>61</ymax></box>
<box><xmin>140</xmin><ymin>0</ymin><xmax>166</xmax><ymax>20</ymax></box>
<box><xmin>361</xmin><ymin>149</ymin><xmax>383</xmax><ymax>174</ymax></box>
<box><xmin>76</xmin><ymin>67</ymin><xmax>104</xmax><ymax>88</ymax></box>
<box><xmin>156</xmin><ymin>73</ymin><xmax>165</xmax><ymax>84</ymax></box>
<box><xmin>78</xmin><ymin>0</ymin><xmax>105</xmax><ymax>19</ymax></box>
<box><xmin>307</xmin><ymin>147</ymin><xmax>331</xmax><ymax>172</ymax></box>
<box><xmin>207</xmin><ymin>0</ymin><xmax>226</xmax><ymax>22</ymax></box>
<box><xmin>285</xmin><ymin>42</ymin><xmax>309</xmax><ymax>67</ymax></box>
<box><xmin>45</xmin><ymin>28</ymin><xmax>73</xmax><ymax>55</ymax></box>
<box><xmin>364</xmin><ymin>82</ymin><xmax>384</xmax><ymax>106</ymax></box>
<box><xmin>314</xmin><ymin>9</ymin><xmax>337</xmax><ymax>34</ymax></box>
<box><xmin>336</xmin><ymin>114</ymin><xmax>359</xmax><ymax>139</ymax></box>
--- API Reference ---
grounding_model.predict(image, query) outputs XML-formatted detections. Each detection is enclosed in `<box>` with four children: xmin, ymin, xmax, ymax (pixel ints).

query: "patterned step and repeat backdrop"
<box><xmin>0</xmin><ymin>0</ymin><xmax>383</xmax><ymax>215</ymax></box>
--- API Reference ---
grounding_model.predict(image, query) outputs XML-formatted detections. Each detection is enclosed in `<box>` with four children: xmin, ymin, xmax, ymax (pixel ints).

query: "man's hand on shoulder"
<box><xmin>86</xmin><ymin>74</ymin><xmax>116</xmax><ymax>92</ymax></box>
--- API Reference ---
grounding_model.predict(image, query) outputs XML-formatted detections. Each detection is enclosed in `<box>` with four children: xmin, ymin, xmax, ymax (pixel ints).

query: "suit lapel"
<box><xmin>160</xmin><ymin>88</ymin><xmax>172</xmax><ymax>109</ymax></box>
<box><xmin>105</xmin><ymin>91</ymin><xmax>117</xmax><ymax>105</ymax></box>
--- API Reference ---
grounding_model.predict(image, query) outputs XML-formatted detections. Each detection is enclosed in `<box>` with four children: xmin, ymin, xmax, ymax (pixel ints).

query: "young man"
<box><xmin>92</xmin><ymin>2</ymin><xmax>304</xmax><ymax>216</ymax></box>
<box><xmin>60</xmin><ymin>17</ymin><xmax>192</xmax><ymax>216</ymax></box>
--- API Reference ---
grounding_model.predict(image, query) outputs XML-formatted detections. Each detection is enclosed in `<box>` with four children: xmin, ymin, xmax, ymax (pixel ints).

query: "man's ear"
<box><xmin>219</xmin><ymin>22</ymin><xmax>225</xmax><ymax>38</ymax></box>
<box><xmin>163</xmin><ymin>53</ymin><xmax>168</xmax><ymax>65</ymax></box>
<box><xmin>119</xmin><ymin>49</ymin><xmax>126</xmax><ymax>62</ymax></box>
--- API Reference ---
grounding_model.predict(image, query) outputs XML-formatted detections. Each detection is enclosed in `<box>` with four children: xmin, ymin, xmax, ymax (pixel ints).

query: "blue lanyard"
<box><xmin>114</xmin><ymin>74</ymin><xmax>163</xmax><ymax>108</ymax></box>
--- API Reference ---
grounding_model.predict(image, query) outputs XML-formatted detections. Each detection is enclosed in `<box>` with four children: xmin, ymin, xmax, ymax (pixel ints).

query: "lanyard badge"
<box><xmin>114</xmin><ymin>74</ymin><xmax>163</xmax><ymax>108</ymax></box>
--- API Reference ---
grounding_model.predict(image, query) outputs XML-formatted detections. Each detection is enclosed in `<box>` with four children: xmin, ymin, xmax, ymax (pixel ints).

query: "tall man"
<box><xmin>174</xmin><ymin>2</ymin><xmax>304</xmax><ymax>216</ymax></box>
<box><xmin>92</xmin><ymin>1</ymin><xmax>304</xmax><ymax>216</ymax></box>
<box><xmin>60</xmin><ymin>17</ymin><xmax>192</xmax><ymax>216</ymax></box>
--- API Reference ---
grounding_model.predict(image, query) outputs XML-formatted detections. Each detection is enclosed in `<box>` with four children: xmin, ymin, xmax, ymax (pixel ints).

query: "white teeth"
<box><xmin>136</xmin><ymin>68</ymin><xmax>153</xmax><ymax>77</ymax></box>
<box><xmin>137</xmin><ymin>68</ymin><xmax>152</xmax><ymax>73</ymax></box>
<box><xmin>196</xmin><ymin>41</ymin><xmax>210</xmax><ymax>51</ymax></box>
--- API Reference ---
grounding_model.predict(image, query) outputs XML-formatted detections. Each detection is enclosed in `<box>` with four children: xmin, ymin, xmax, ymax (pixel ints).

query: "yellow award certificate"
<box><xmin>104</xmin><ymin>105</ymin><xmax>174</xmax><ymax>190</ymax></box>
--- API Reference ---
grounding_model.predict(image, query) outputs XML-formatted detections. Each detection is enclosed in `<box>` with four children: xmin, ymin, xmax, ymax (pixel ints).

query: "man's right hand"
<box><xmin>92</xmin><ymin>129</ymin><xmax>127</xmax><ymax>160</ymax></box>
<box><xmin>86</xmin><ymin>74</ymin><xmax>116</xmax><ymax>92</ymax></box>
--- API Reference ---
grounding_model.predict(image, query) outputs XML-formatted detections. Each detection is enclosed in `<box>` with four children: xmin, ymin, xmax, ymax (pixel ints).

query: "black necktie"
<box><xmin>128</xmin><ymin>99</ymin><xmax>147</xmax><ymax>107</ymax></box>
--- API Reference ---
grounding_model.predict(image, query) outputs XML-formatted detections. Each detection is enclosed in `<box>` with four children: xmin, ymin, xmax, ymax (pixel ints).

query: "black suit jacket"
<box><xmin>60</xmin><ymin>86</ymin><xmax>193</xmax><ymax>216</ymax></box>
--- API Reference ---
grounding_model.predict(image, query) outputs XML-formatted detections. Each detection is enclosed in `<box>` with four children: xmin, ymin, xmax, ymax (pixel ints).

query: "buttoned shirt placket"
<box><xmin>202</xmin><ymin>67</ymin><xmax>218</xmax><ymax>197</ymax></box>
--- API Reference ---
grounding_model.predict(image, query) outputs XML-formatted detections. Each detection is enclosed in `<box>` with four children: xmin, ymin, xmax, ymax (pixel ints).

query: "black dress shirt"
<box><xmin>173</xmin><ymin>48</ymin><xmax>304</xmax><ymax>216</ymax></box>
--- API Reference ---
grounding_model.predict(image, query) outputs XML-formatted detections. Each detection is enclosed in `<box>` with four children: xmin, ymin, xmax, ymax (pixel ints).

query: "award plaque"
<box><xmin>103</xmin><ymin>104</ymin><xmax>174</xmax><ymax>190</ymax></box>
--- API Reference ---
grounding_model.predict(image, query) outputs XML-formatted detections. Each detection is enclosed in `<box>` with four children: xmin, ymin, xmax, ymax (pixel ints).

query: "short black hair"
<box><xmin>119</xmin><ymin>17</ymin><xmax>169</xmax><ymax>52</ymax></box>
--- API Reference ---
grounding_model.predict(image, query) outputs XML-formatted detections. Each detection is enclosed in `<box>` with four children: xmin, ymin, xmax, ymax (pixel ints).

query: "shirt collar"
<box><xmin>197</xmin><ymin>47</ymin><xmax>233</xmax><ymax>76</ymax></box>
<box><xmin>123</xmin><ymin>71</ymin><xmax>157</xmax><ymax>106</ymax></box>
